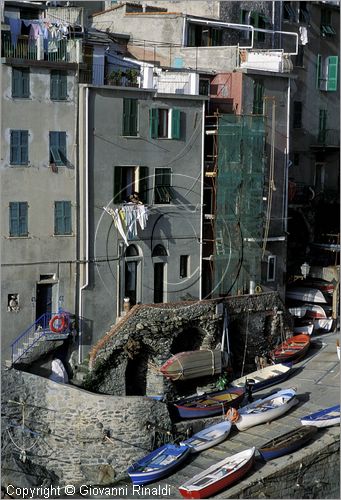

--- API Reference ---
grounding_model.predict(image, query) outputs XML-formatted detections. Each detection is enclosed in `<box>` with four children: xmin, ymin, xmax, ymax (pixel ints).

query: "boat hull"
<box><xmin>127</xmin><ymin>444</ymin><xmax>190</xmax><ymax>485</ymax></box>
<box><xmin>230</xmin><ymin>363</ymin><xmax>293</xmax><ymax>393</ymax></box>
<box><xmin>258</xmin><ymin>425</ymin><xmax>318</xmax><ymax>461</ymax></box>
<box><xmin>160</xmin><ymin>350</ymin><xmax>223</xmax><ymax>381</ymax></box>
<box><xmin>180</xmin><ymin>421</ymin><xmax>231</xmax><ymax>453</ymax></box>
<box><xmin>271</xmin><ymin>334</ymin><xmax>310</xmax><ymax>364</ymax></box>
<box><xmin>178</xmin><ymin>448</ymin><xmax>255</xmax><ymax>499</ymax></box>
<box><xmin>234</xmin><ymin>389</ymin><xmax>298</xmax><ymax>431</ymax></box>
<box><xmin>286</xmin><ymin>287</ymin><xmax>327</xmax><ymax>304</ymax></box>
<box><xmin>301</xmin><ymin>405</ymin><xmax>340</xmax><ymax>428</ymax></box>
<box><xmin>174</xmin><ymin>388</ymin><xmax>245</xmax><ymax>419</ymax></box>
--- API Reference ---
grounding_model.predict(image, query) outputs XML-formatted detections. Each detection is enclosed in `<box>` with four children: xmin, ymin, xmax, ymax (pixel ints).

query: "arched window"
<box><xmin>125</xmin><ymin>244</ymin><xmax>139</xmax><ymax>257</ymax></box>
<box><xmin>124</xmin><ymin>245</ymin><xmax>141</xmax><ymax>306</ymax></box>
<box><xmin>152</xmin><ymin>244</ymin><xmax>167</xmax><ymax>257</ymax></box>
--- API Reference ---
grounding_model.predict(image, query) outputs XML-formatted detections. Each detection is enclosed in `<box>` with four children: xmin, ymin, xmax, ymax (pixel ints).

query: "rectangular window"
<box><xmin>9</xmin><ymin>202</ymin><xmax>28</xmax><ymax>237</ymax></box>
<box><xmin>154</xmin><ymin>168</ymin><xmax>173</xmax><ymax>204</ymax></box>
<box><xmin>318</xmin><ymin>109</ymin><xmax>327</xmax><ymax>143</ymax></box>
<box><xmin>293</xmin><ymin>152</ymin><xmax>300</xmax><ymax>166</ymax></box>
<box><xmin>150</xmin><ymin>108</ymin><xmax>181</xmax><ymax>139</ymax></box>
<box><xmin>122</xmin><ymin>98</ymin><xmax>138</xmax><ymax>136</ymax></box>
<box><xmin>50</xmin><ymin>70</ymin><xmax>67</xmax><ymax>100</ymax></box>
<box><xmin>320</xmin><ymin>9</ymin><xmax>336</xmax><ymax>37</ymax></box>
<box><xmin>180</xmin><ymin>255</ymin><xmax>189</xmax><ymax>279</ymax></box>
<box><xmin>54</xmin><ymin>201</ymin><xmax>72</xmax><ymax>235</ymax></box>
<box><xmin>316</xmin><ymin>54</ymin><xmax>322</xmax><ymax>89</ymax></box>
<box><xmin>294</xmin><ymin>45</ymin><xmax>304</xmax><ymax>67</ymax></box>
<box><xmin>267</xmin><ymin>255</ymin><xmax>276</xmax><ymax>282</ymax></box>
<box><xmin>299</xmin><ymin>2</ymin><xmax>309</xmax><ymax>23</ymax></box>
<box><xmin>49</xmin><ymin>131</ymin><xmax>67</xmax><ymax>166</ymax></box>
<box><xmin>10</xmin><ymin>130</ymin><xmax>28</xmax><ymax>165</ymax></box>
<box><xmin>283</xmin><ymin>2</ymin><xmax>296</xmax><ymax>22</ymax></box>
<box><xmin>315</xmin><ymin>163</ymin><xmax>325</xmax><ymax>192</ymax></box>
<box><xmin>113</xmin><ymin>166</ymin><xmax>149</xmax><ymax>204</ymax></box>
<box><xmin>250</xmin><ymin>12</ymin><xmax>266</xmax><ymax>42</ymax></box>
<box><xmin>12</xmin><ymin>67</ymin><xmax>30</xmax><ymax>98</ymax></box>
<box><xmin>252</xmin><ymin>81</ymin><xmax>264</xmax><ymax>114</ymax></box>
<box><xmin>293</xmin><ymin>101</ymin><xmax>302</xmax><ymax>128</ymax></box>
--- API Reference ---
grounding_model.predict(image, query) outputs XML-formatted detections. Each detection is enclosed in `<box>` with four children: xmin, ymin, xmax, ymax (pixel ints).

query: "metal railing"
<box><xmin>10</xmin><ymin>311</ymin><xmax>73</xmax><ymax>365</ymax></box>
<box><xmin>316</xmin><ymin>129</ymin><xmax>340</xmax><ymax>147</ymax></box>
<box><xmin>2</xmin><ymin>38</ymin><xmax>81</xmax><ymax>63</ymax></box>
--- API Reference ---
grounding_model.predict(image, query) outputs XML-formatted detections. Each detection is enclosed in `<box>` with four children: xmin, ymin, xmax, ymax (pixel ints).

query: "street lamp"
<box><xmin>300</xmin><ymin>261</ymin><xmax>310</xmax><ymax>279</ymax></box>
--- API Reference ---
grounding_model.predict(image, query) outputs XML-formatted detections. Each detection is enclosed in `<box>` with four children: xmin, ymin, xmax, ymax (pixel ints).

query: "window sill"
<box><xmin>12</xmin><ymin>96</ymin><xmax>31</xmax><ymax>100</ymax></box>
<box><xmin>7</xmin><ymin>235</ymin><xmax>30</xmax><ymax>239</ymax></box>
<box><xmin>122</xmin><ymin>135</ymin><xmax>139</xmax><ymax>138</ymax></box>
<box><xmin>53</xmin><ymin>234</ymin><xmax>74</xmax><ymax>237</ymax></box>
<box><xmin>51</xmin><ymin>98</ymin><xmax>68</xmax><ymax>102</ymax></box>
<box><xmin>10</xmin><ymin>164</ymin><xmax>29</xmax><ymax>167</ymax></box>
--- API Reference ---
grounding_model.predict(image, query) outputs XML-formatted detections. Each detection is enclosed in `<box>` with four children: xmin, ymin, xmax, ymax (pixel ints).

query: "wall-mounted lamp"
<box><xmin>300</xmin><ymin>261</ymin><xmax>310</xmax><ymax>279</ymax></box>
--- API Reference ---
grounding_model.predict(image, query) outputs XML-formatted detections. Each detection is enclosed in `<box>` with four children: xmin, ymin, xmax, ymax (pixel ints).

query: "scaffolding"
<box><xmin>211</xmin><ymin>114</ymin><xmax>266</xmax><ymax>297</ymax></box>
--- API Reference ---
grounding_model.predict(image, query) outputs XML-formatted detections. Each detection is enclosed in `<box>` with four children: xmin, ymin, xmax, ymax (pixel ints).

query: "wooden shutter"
<box><xmin>171</xmin><ymin>109</ymin><xmax>181</xmax><ymax>139</ymax></box>
<box><xmin>318</xmin><ymin>109</ymin><xmax>327</xmax><ymax>142</ymax></box>
<box><xmin>22</xmin><ymin>69</ymin><xmax>29</xmax><ymax>98</ymax></box>
<box><xmin>113</xmin><ymin>166</ymin><xmax>123</xmax><ymax>203</ymax></box>
<box><xmin>9</xmin><ymin>202</ymin><xmax>19</xmax><ymax>236</ymax></box>
<box><xmin>130</xmin><ymin>99</ymin><xmax>138</xmax><ymax>136</ymax></box>
<box><xmin>122</xmin><ymin>98</ymin><xmax>130</xmax><ymax>135</ymax></box>
<box><xmin>59</xmin><ymin>132</ymin><xmax>67</xmax><ymax>164</ymax></box>
<box><xmin>51</xmin><ymin>71</ymin><xmax>59</xmax><ymax>100</ymax></box>
<box><xmin>63</xmin><ymin>201</ymin><xmax>72</xmax><ymax>234</ymax></box>
<box><xmin>20</xmin><ymin>131</ymin><xmax>28</xmax><ymax>164</ymax></box>
<box><xmin>55</xmin><ymin>202</ymin><xmax>63</xmax><ymax>235</ymax></box>
<box><xmin>19</xmin><ymin>202</ymin><xmax>28</xmax><ymax>236</ymax></box>
<box><xmin>327</xmin><ymin>56</ymin><xmax>338</xmax><ymax>91</ymax></box>
<box><xmin>10</xmin><ymin>130</ymin><xmax>20</xmax><ymax>164</ymax></box>
<box><xmin>59</xmin><ymin>72</ymin><xmax>67</xmax><ymax>99</ymax></box>
<box><xmin>316</xmin><ymin>54</ymin><xmax>322</xmax><ymax>89</ymax></box>
<box><xmin>12</xmin><ymin>68</ymin><xmax>21</xmax><ymax>97</ymax></box>
<box><xmin>139</xmin><ymin>166</ymin><xmax>149</xmax><ymax>204</ymax></box>
<box><xmin>150</xmin><ymin>108</ymin><xmax>159</xmax><ymax>138</ymax></box>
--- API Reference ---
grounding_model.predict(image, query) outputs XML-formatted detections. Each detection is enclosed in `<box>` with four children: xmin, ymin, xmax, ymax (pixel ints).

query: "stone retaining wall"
<box><xmin>1</xmin><ymin>368</ymin><xmax>172</xmax><ymax>487</ymax></box>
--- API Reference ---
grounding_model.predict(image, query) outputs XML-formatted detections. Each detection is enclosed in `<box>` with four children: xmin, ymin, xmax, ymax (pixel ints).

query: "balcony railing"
<box><xmin>314</xmin><ymin>129</ymin><xmax>340</xmax><ymax>148</ymax></box>
<box><xmin>239</xmin><ymin>49</ymin><xmax>293</xmax><ymax>73</ymax></box>
<box><xmin>79</xmin><ymin>64</ymin><xmax>140</xmax><ymax>87</ymax></box>
<box><xmin>2</xmin><ymin>37</ymin><xmax>82</xmax><ymax>63</ymax></box>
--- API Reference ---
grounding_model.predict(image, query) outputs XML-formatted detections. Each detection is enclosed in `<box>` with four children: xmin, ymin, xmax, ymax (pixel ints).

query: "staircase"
<box><xmin>8</xmin><ymin>311</ymin><xmax>72</xmax><ymax>367</ymax></box>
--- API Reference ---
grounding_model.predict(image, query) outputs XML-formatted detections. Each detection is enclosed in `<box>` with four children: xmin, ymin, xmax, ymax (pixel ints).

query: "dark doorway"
<box><xmin>125</xmin><ymin>261</ymin><xmax>137</xmax><ymax>306</ymax></box>
<box><xmin>154</xmin><ymin>263</ymin><xmax>164</xmax><ymax>303</ymax></box>
<box><xmin>125</xmin><ymin>351</ymin><xmax>148</xmax><ymax>395</ymax></box>
<box><xmin>36</xmin><ymin>283</ymin><xmax>53</xmax><ymax>324</ymax></box>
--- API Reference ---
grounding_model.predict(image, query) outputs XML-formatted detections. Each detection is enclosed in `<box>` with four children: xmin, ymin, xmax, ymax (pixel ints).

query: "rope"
<box><xmin>262</xmin><ymin>99</ymin><xmax>276</xmax><ymax>258</ymax></box>
<box><xmin>241</xmin><ymin>310</ymin><xmax>250</xmax><ymax>377</ymax></box>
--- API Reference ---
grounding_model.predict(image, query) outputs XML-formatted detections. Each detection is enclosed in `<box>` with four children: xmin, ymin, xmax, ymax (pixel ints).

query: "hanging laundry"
<box><xmin>8</xmin><ymin>18</ymin><xmax>22</xmax><ymax>47</ymax></box>
<box><xmin>29</xmin><ymin>22</ymin><xmax>42</xmax><ymax>46</ymax></box>
<box><xmin>103</xmin><ymin>207</ymin><xmax>128</xmax><ymax>246</ymax></box>
<box><xmin>299</xmin><ymin>26</ymin><xmax>308</xmax><ymax>45</ymax></box>
<box><xmin>136</xmin><ymin>204</ymin><xmax>149</xmax><ymax>230</ymax></box>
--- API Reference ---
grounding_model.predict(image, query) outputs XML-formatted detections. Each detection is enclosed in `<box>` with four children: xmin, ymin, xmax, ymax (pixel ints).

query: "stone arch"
<box><xmin>170</xmin><ymin>324</ymin><xmax>207</xmax><ymax>354</ymax></box>
<box><xmin>125</xmin><ymin>346</ymin><xmax>149</xmax><ymax>396</ymax></box>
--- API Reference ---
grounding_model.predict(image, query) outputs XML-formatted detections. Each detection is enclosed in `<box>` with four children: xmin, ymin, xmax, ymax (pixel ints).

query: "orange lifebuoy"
<box><xmin>226</xmin><ymin>407</ymin><xmax>240</xmax><ymax>423</ymax></box>
<box><xmin>49</xmin><ymin>314</ymin><xmax>67</xmax><ymax>333</ymax></box>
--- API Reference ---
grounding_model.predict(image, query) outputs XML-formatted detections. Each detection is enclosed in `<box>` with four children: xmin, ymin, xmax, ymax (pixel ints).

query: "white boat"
<box><xmin>286</xmin><ymin>287</ymin><xmax>327</xmax><ymax>304</ymax></box>
<box><xmin>229</xmin><ymin>363</ymin><xmax>293</xmax><ymax>393</ymax></box>
<box><xmin>288</xmin><ymin>306</ymin><xmax>307</xmax><ymax>318</ymax></box>
<box><xmin>293</xmin><ymin>324</ymin><xmax>314</xmax><ymax>335</ymax></box>
<box><xmin>301</xmin><ymin>405</ymin><xmax>340</xmax><ymax>428</ymax></box>
<box><xmin>228</xmin><ymin>388</ymin><xmax>298</xmax><ymax>431</ymax></box>
<box><xmin>180</xmin><ymin>421</ymin><xmax>232</xmax><ymax>453</ymax></box>
<box><xmin>313</xmin><ymin>318</ymin><xmax>333</xmax><ymax>332</ymax></box>
<box><xmin>304</xmin><ymin>304</ymin><xmax>327</xmax><ymax>319</ymax></box>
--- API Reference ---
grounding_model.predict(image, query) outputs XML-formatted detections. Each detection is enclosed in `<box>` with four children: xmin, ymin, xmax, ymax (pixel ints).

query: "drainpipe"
<box><xmin>272</xmin><ymin>1</ymin><xmax>275</xmax><ymax>49</ymax></box>
<box><xmin>78</xmin><ymin>86</ymin><xmax>90</xmax><ymax>364</ymax></box>
<box><xmin>199</xmin><ymin>100</ymin><xmax>205</xmax><ymax>301</ymax></box>
<box><xmin>284</xmin><ymin>78</ymin><xmax>291</xmax><ymax>234</ymax></box>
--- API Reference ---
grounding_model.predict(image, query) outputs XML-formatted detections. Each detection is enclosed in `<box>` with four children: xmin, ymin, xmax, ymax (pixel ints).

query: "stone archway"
<box><xmin>170</xmin><ymin>325</ymin><xmax>207</xmax><ymax>354</ymax></box>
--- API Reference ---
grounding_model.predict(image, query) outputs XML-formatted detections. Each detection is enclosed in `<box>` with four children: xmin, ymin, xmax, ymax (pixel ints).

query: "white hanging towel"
<box><xmin>103</xmin><ymin>206</ymin><xmax>128</xmax><ymax>245</ymax></box>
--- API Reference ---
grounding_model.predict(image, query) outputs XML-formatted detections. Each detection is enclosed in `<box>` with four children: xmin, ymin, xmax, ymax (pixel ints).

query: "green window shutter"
<box><xmin>150</xmin><ymin>108</ymin><xmax>159</xmax><ymax>139</ymax></box>
<box><xmin>122</xmin><ymin>98</ymin><xmax>131</xmax><ymax>135</ymax></box>
<box><xmin>20</xmin><ymin>131</ymin><xmax>28</xmax><ymax>164</ymax></box>
<box><xmin>22</xmin><ymin>69</ymin><xmax>30</xmax><ymax>98</ymax></box>
<box><xmin>59</xmin><ymin>72</ymin><xmax>67</xmax><ymax>99</ymax></box>
<box><xmin>59</xmin><ymin>132</ymin><xmax>67</xmax><ymax>164</ymax></box>
<box><xmin>327</xmin><ymin>56</ymin><xmax>338</xmax><ymax>91</ymax></box>
<box><xmin>130</xmin><ymin>99</ymin><xmax>138</xmax><ymax>136</ymax></box>
<box><xmin>19</xmin><ymin>202</ymin><xmax>28</xmax><ymax>236</ymax></box>
<box><xmin>50</xmin><ymin>132</ymin><xmax>66</xmax><ymax>165</ymax></box>
<box><xmin>10</xmin><ymin>130</ymin><xmax>20</xmax><ymax>164</ymax></box>
<box><xmin>253</xmin><ymin>81</ymin><xmax>264</xmax><ymax>114</ymax></box>
<box><xmin>64</xmin><ymin>201</ymin><xmax>72</xmax><ymax>234</ymax></box>
<box><xmin>9</xmin><ymin>202</ymin><xmax>19</xmax><ymax>236</ymax></box>
<box><xmin>316</xmin><ymin>54</ymin><xmax>322</xmax><ymax>89</ymax></box>
<box><xmin>12</xmin><ymin>68</ymin><xmax>21</xmax><ymax>98</ymax></box>
<box><xmin>113</xmin><ymin>166</ymin><xmax>123</xmax><ymax>203</ymax></box>
<box><xmin>138</xmin><ymin>166</ymin><xmax>149</xmax><ymax>204</ymax></box>
<box><xmin>171</xmin><ymin>109</ymin><xmax>181</xmax><ymax>139</ymax></box>
<box><xmin>318</xmin><ymin>109</ymin><xmax>327</xmax><ymax>142</ymax></box>
<box><xmin>50</xmin><ymin>71</ymin><xmax>59</xmax><ymax>100</ymax></box>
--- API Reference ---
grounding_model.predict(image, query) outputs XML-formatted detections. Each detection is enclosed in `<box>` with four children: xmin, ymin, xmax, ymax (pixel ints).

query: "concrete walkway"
<box><xmin>85</xmin><ymin>330</ymin><xmax>340</xmax><ymax>499</ymax></box>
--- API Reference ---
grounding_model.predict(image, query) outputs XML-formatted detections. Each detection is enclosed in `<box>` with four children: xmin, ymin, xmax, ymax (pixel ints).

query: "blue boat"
<box><xmin>258</xmin><ymin>425</ymin><xmax>318</xmax><ymax>461</ymax></box>
<box><xmin>127</xmin><ymin>443</ymin><xmax>190</xmax><ymax>485</ymax></box>
<box><xmin>301</xmin><ymin>404</ymin><xmax>340</xmax><ymax>428</ymax></box>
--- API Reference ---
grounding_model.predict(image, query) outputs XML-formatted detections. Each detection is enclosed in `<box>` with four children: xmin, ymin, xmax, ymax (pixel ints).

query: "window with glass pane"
<box><xmin>154</xmin><ymin>168</ymin><xmax>173</xmax><ymax>204</ymax></box>
<box><xmin>49</xmin><ymin>132</ymin><xmax>67</xmax><ymax>166</ymax></box>
<box><xmin>50</xmin><ymin>70</ymin><xmax>67</xmax><ymax>100</ymax></box>
<box><xmin>9</xmin><ymin>202</ymin><xmax>28</xmax><ymax>237</ymax></box>
<box><xmin>267</xmin><ymin>255</ymin><xmax>276</xmax><ymax>281</ymax></box>
<box><xmin>54</xmin><ymin>201</ymin><xmax>72</xmax><ymax>235</ymax></box>
<box><xmin>180</xmin><ymin>255</ymin><xmax>189</xmax><ymax>278</ymax></box>
<box><xmin>293</xmin><ymin>101</ymin><xmax>302</xmax><ymax>128</ymax></box>
<box><xmin>10</xmin><ymin>130</ymin><xmax>28</xmax><ymax>165</ymax></box>
<box><xmin>12</xmin><ymin>68</ymin><xmax>29</xmax><ymax>98</ymax></box>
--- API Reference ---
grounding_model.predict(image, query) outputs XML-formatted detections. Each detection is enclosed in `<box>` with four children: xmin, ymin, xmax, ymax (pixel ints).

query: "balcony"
<box><xmin>1</xmin><ymin>37</ymin><xmax>83</xmax><ymax>64</ymax></box>
<box><xmin>311</xmin><ymin>129</ymin><xmax>340</xmax><ymax>150</ymax></box>
<box><xmin>239</xmin><ymin>49</ymin><xmax>293</xmax><ymax>73</ymax></box>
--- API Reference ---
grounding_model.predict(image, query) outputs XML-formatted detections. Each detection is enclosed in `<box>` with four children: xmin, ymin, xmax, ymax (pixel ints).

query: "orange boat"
<box><xmin>270</xmin><ymin>334</ymin><xmax>311</xmax><ymax>364</ymax></box>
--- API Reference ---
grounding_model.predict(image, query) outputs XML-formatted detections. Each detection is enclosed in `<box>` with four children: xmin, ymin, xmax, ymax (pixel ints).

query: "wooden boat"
<box><xmin>288</xmin><ymin>306</ymin><xmax>307</xmax><ymax>318</ymax></box>
<box><xmin>173</xmin><ymin>387</ymin><xmax>245</xmax><ymax>419</ymax></box>
<box><xmin>301</xmin><ymin>404</ymin><xmax>340</xmax><ymax>428</ymax></box>
<box><xmin>304</xmin><ymin>304</ymin><xmax>327</xmax><ymax>319</ymax></box>
<box><xmin>258</xmin><ymin>425</ymin><xmax>318</xmax><ymax>461</ymax></box>
<box><xmin>292</xmin><ymin>278</ymin><xmax>334</xmax><ymax>295</ymax></box>
<box><xmin>313</xmin><ymin>318</ymin><xmax>333</xmax><ymax>333</ymax></box>
<box><xmin>286</xmin><ymin>287</ymin><xmax>327</xmax><ymax>304</ymax></box>
<box><xmin>178</xmin><ymin>447</ymin><xmax>256</xmax><ymax>499</ymax></box>
<box><xmin>160</xmin><ymin>350</ymin><xmax>225</xmax><ymax>381</ymax></box>
<box><xmin>229</xmin><ymin>363</ymin><xmax>293</xmax><ymax>393</ymax></box>
<box><xmin>180</xmin><ymin>421</ymin><xmax>232</xmax><ymax>453</ymax></box>
<box><xmin>270</xmin><ymin>334</ymin><xmax>310</xmax><ymax>364</ymax></box>
<box><xmin>127</xmin><ymin>443</ymin><xmax>190</xmax><ymax>485</ymax></box>
<box><xmin>229</xmin><ymin>388</ymin><xmax>298</xmax><ymax>431</ymax></box>
<box><xmin>293</xmin><ymin>324</ymin><xmax>314</xmax><ymax>335</ymax></box>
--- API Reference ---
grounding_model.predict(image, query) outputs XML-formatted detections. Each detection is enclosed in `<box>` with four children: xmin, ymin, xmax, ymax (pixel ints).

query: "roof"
<box><xmin>91</xmin><ymin>1</ymin><xmax>169</xmax><ymax>18</ymax></box>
